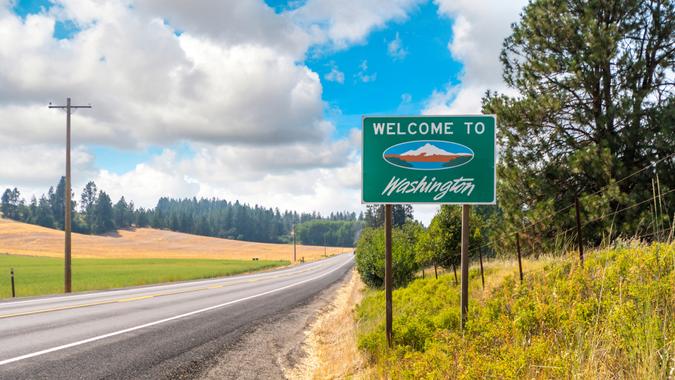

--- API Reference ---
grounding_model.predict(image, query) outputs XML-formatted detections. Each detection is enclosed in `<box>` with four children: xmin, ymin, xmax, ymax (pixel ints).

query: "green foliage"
<box><xmin>295</xmin><ymin>219</ymin><xmax>364</xmax><ymax>247</ymax></box>
<box><xmin>482</xmin><ymin>0</ymin><xmax>675</xmax><ymax>254</ymax></box>
<box><xmin>356</xmin><ymin>242</ymin><xmax>675</xmax><ymax>379</ymax></box>
<box><xmin>92</xmin><ymin>191</ymin><xmax>115</xmax><ymax>234</ymax></box>
<box><xmin>0</xmin><ymin>254</ymin><xmax>288</xmax><ymax>299</ymax></box>
<box><xmin>355</xmin><ymin>222</ymin><xmax>421</xmax><ymax>288</ymax></box>
<box><xmin>416</xmin><ymin>206</ymin><xmax>489</xmax><ymax>270</ymax></box>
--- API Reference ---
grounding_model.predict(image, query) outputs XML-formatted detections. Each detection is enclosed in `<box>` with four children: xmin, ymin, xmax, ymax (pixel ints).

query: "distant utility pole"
<box><xmin>49</xmin><ymin>98</ymin><xmax>91</xmax><ymax>293</ymax></box>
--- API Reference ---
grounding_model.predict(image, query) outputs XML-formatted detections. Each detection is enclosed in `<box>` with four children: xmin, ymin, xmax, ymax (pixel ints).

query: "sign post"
<box><xmin>362</xmin><ymin>115</ymin><xmax>496</xmax><ymax>336</ymax></box>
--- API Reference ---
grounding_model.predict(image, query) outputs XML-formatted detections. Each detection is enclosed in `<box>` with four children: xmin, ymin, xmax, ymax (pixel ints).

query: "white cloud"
<box><xmin>325</xmin><ymin>62</ymin><xmax>345</xmax><ymax>83</ymax></box>
<box><xmin>423</xmin><ymin>0</ymin><xmax>526</xmax><ymax>114</ymax></box>
<box><xmin>91</xmin><ymin>130</ymin><xmax>363</xmax><ymax>216</ymax></box>
<box><xmin>356</xmin><ymin>59</ymin><xmax>377</xmax><ymax>83</ymax></box>
<box><xmin>387</xmin><ymin>32</ymin><xmax>407</xmax><ymax>60</ymax></box>
<box><xmin>0</xmin><ymin>1</ymin><xmax>325</xmax><ymax>147</ymax></box>
<box><xmin>291</xmin><ymin>0</ymin><xmax>423</xmax><ymax>50</ymax></box>
<box><xmin>0</xmin><ymin>144</ymin><xmax>95</xmax><ymax>189</ymax></box>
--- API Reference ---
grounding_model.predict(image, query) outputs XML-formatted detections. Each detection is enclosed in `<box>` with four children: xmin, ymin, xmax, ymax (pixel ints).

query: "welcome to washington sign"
<box><xmin>362</xmin><ymin>115</ymin><xmax>496</xmax><ymax>204</ymax></box>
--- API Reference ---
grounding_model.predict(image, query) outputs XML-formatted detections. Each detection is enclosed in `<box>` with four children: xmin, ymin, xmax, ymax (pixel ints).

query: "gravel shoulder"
<box><xmin>199</xmin><ymin>268</ymin><xmax>362</xmax><ymax>380</ymax></box>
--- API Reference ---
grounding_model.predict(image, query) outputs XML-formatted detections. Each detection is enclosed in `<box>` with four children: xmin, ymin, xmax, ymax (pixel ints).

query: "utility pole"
<box><xmin>324</xmin><ymin>235</ymin><xmax>327</xmax><ymax>256</ymax></box>
<box><xmin>49</xmin><ymin>98</ymin><xmax>91</xmax><ymax>293</ymax></box>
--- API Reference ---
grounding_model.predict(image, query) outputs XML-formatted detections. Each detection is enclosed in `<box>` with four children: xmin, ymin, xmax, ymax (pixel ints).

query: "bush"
<box><xmin>355</xmin><ymin>224</ymin><xmax>419</xmax><ymax>288</ymax></box>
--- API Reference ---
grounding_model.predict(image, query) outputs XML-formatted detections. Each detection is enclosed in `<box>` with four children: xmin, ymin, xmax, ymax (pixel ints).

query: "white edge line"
<box><xmin>0</xmin><ymin>256</ymin><xmax>354</xmax><ymax>366</ymax></box>
<box><xmin>0</xmin><ymin>253</ymin><xmax>350</xmax><ymax>308</ymax></box>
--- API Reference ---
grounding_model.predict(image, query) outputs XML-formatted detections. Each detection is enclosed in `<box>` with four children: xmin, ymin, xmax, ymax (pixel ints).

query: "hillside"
<box><xmin>0</xmin><ymin>218</ymin><xmax>350</xmax><ymax>261</ymax></box>
<box><xmin>356</xmin><ymin>242</ymin><xmax>675</xmax><ymax>379</ymax></box>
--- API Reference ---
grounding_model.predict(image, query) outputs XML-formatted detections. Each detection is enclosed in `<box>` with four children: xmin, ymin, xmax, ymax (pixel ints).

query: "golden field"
<box><xmin>0</xmin><ymin>218</ymin><xmax>351</xmax><ymax>261</ymax></box>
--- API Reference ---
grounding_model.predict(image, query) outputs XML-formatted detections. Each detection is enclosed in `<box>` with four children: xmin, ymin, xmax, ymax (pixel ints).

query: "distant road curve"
<box><xmin>0</xmin><ymin>253</ymin><xmax>354</xmax><ymax>379</ymax></box>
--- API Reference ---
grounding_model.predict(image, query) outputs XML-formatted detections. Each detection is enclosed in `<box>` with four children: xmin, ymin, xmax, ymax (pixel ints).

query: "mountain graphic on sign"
<box><xmin>386</xmin><ymin>143</ymin><xmax>471</xmax><ymax>163</ymax></box>
<box><xmin>383</xmin><ymin>140</ymin><xmax>474</xmax><ymax>170</ymax></box>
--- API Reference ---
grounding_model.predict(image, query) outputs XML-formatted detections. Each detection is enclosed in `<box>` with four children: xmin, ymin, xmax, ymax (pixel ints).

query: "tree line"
<box><xmin>1</xmin><ymin>178</ymin><xmax>364</xmax><ymax>244</ymax></box>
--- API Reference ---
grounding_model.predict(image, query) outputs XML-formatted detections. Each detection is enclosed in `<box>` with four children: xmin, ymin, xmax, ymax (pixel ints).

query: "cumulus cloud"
<box><xmin>91</xmin><ymin>130</ymin><xmax>362</xmax><ymax>216</ymax></box>
<box><xmin>0</xmin><ymin>1</ymin><xmax>325</xmax><ymax>147</ymax></box>
<box><xmin>291</xmin><ymin>0</ymin><xmax>423</xmax><ymax>49</ymax></box>
<box><xmin>424</xmin><ymin>0</ymin><xmax>526</xmax><ymax>114</ymax></box>
<box><xmin>0</xmin><ymin>144</ymin><xmax>96</xmax><ymax>189</ymax></box>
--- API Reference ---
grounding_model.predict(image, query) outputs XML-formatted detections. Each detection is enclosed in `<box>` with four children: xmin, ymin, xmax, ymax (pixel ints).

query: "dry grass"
<box><xmin>287</xmin><ymin>270</ymin><xmax>369</xmax><ymax>380</ymax></box>
<box><xmin>0</xmin><ymin>218</ymin><xmax>351</xmax><ymax>261</ymax></box>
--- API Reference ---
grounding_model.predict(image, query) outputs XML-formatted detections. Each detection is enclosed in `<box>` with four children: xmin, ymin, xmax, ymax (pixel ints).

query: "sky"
<box><xmin>0</xmin><ymin>0</ymin><xmax>526</xmax><ymax>225</ymax></box>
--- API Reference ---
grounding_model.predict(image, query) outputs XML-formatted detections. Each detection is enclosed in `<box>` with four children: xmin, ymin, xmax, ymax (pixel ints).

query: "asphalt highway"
<box><xmin>0</xmin><ymin>253</ymin><xmax>354</xmax><ymax>379</ymax></box>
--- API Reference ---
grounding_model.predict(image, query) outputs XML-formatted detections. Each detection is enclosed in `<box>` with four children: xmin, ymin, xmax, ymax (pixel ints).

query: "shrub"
<box><xmin>355</xmin><ymin>225</ymin><xmax>419</xmax><ymax>288</ymax></box>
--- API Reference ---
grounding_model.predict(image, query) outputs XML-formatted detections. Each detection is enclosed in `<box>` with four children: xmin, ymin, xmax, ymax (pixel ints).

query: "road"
<box><xmin>0</xmin><ymin>253</ymin><xmax>354</xmax><ymax>379</ymax></box>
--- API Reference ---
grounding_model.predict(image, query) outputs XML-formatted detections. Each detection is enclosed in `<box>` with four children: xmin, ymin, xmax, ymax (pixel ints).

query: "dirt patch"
<box><xmin>284</xmin><ymin>270</ymin><xmax>366</xmax><ymax>380</ymax></box>
<box><xmin>198</xmin><ymin>269</ymin><xmax>362</xmax><ymax>380</ymax></box>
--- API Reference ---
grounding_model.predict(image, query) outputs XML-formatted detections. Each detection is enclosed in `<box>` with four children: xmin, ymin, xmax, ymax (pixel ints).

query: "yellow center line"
<box><xmin>0</xmin><ymin>262</ymin><xmax>332</xmax><ymax>319</ymax></box>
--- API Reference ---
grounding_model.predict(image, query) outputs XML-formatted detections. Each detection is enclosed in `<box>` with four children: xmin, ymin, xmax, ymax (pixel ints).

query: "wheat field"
<box><xmin>0</xmin><ymin>218</ymin><xmax>351</xmax><ymax>261</ymax></box>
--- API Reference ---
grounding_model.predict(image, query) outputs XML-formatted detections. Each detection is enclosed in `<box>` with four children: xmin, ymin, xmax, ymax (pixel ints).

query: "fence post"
<box><xmin>10</xmin><ymin>268</ymin><xmax>15</xmax><ymax>298</ymax></box>
<box><xmin>575</xmin><ymin>196</ymin><xmax>584</xmax><ymax>266</ymax></box>
<box><xmin>478</xmin><ymin>247</ymin><xmax>485</xmax><ymax>290</ymax></box>
<box><xmin>516</xmin><ymin>233</ymin><xmax>523</xmax><ymax>283</ymax></box>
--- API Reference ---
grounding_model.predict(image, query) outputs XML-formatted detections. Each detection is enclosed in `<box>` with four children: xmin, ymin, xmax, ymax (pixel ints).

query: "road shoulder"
<box><xmin>199</xmin><ymin>268</ymin><xmax>363</xmax><ymax>380</ymax></box>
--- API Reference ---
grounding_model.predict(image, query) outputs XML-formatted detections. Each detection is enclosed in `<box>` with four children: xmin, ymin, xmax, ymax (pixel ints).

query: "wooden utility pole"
<box><xmin>516</xmin><ymin>232</ymin><xmax>523</xmax><ymax>283</ymax></box>
<box><xmin>49</xmin><ymin>98</ymin><xmax>91</xmax><ymax>293</ymax></box>
<box><xmin>384</xmin><ymin>204</ymin><xmax>393</xmax><ymax>347</ymax></box>
<box><xmin>574</xmin><ymin>196</ymin><xmax>584</xmax><ymax>266</ymax></box>
<box><xmin>460</xmin><ymin>204</ymin><xmax>470</xmax><ymax>328</ymax></box>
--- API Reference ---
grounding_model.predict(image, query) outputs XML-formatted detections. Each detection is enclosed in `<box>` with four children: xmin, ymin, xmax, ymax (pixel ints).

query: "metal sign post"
<box><xmin>460</xmin><ymin>204</ymin><xmax>470</xmax><ymax>328</ymax></box>
<box><xmin>361</xmin><ymin>114</ymin><xmax>497</xmax><ymax>340</ymax></box>
<box><xmin>384</xmin><ymin>204</ymin><xmax>393</xmax><ymax>346</ymax></box>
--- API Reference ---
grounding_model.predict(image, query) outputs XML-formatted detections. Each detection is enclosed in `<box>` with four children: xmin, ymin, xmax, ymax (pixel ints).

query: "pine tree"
<box><xmin>92</xmin><ymin>191</ymin><xmax>115</xmax><ymax>234</ymax></box>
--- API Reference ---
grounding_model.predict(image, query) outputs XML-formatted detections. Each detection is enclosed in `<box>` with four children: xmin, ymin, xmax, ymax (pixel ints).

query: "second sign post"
<box><xmin>362</xmin><ymin>115</ymin><xmax>496</xmax><ymax>346</ymax></box>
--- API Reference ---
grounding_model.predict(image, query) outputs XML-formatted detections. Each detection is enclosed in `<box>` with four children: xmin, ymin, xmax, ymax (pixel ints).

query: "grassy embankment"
<box><xmin>0</xmin><ymin>254</ymin><xmax>287</xmax><ymax>299</ymax></box>
<box><xmin>356</xmin><ymin>242</ymin><xmax>675</xmax><ymax>379</ymax></box>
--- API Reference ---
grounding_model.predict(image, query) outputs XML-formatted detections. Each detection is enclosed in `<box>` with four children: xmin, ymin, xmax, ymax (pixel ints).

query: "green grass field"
<box><xmin>0</xmin><ymin>254</ymin><xmax>288</xmax><ymax>299</ymax></box>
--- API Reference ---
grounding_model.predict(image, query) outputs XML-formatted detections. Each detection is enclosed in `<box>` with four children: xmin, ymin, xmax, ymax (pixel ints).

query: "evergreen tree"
<box><xmin>113</xmin><ymin>196</ymin><xmax>130</xmax><ymax>228</ymax></box>
<box><xmin>92</xmin><ymin>191</ymin><xmax>115</xmax><ymax>234</ymax></box>
<box><xmin>483</xmin><ymin>0</ymin><xmax>675</xmax><ymax>251</ymax></box>
<box><xmin>80</xmin><ymin>181</ymin><xmax>98</xmax><ymax>232</ymax></box>
<box><xmin>35</xmin><ymin>195</ymin><xmax>55</xmax><ymax>228</ymax></box>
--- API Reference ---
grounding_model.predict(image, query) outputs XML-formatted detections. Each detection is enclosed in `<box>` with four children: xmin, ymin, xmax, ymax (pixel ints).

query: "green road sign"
<box><xmin>362</xmin><ymin>115</ymin><xmax>496</xmax><ymax>204</ymax></box>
